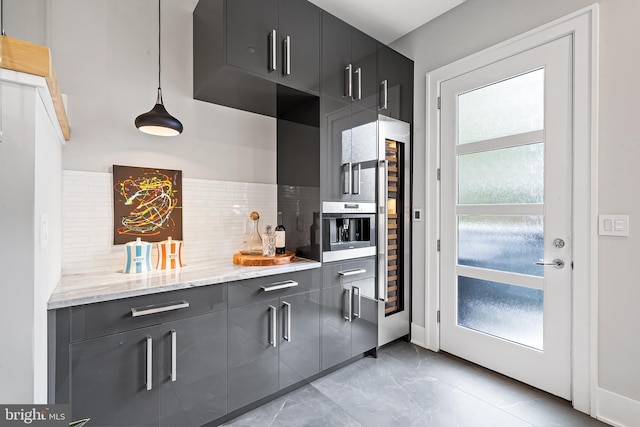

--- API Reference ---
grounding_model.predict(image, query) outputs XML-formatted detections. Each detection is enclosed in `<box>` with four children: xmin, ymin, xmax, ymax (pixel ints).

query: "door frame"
<box><xmin>423</xmin><ymin>5</ymin><xmax>599</xmax><ymax>414</ymax></box>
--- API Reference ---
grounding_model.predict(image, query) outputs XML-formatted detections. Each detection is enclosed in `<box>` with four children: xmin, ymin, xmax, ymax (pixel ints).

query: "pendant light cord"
<box><xmin>1</xmin><ymin>0</ymin><xmax>6</xmax><ymax>36</ymax></box>
<box><xmin>156</xmin><ymin>0</ymin><xmax>163</xmax><ymax>104</ymax></box>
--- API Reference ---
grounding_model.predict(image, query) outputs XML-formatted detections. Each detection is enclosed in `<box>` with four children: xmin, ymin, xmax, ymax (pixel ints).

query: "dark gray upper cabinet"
<box><xmin>321</xmin><ymin>95</ymin><xmax>377</xmax><ymax>202</ymax></box>
<box><xmin>377</xmin><ymin>43</ymin><xmax>414</xmax><ymax>123</ymax></box>
<box><xmin>321</xmin><ymin>12</ymin><xmax>378</xmax><ymax>110</ymax></box>
<box><xmin>194</xmin><ymin>0</ymin><xmax>320</xmax><ymax>117</ymax></box>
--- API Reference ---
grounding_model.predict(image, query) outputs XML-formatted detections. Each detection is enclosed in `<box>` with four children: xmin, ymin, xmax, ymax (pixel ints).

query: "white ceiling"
<box><xmin>308</xmin><ymin>0</ymin><xmax>466</xmax><ymax>44</ymax></box>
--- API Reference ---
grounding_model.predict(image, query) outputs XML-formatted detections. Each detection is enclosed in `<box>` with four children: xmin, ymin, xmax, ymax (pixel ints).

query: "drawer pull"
<box><xmin>261</xmin><ymin>280</ymin><xmax>298</xmax><ymax>292</ymax></box>
<box><xmin>338</xmin><ymin>268</ymin><xmax>366</xmax><ymax>277</ymax></box>
<box><xmin>131</xmin><ymin>300</ymin><xmax>190</xmax><ymax>317</ymax></box>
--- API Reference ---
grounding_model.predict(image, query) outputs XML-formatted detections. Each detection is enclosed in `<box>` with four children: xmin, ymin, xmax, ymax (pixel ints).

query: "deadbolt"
<box><xmin>552</xmin><ymin>238</ymin><xmax>565</xmax><ymax>249</ymax></box>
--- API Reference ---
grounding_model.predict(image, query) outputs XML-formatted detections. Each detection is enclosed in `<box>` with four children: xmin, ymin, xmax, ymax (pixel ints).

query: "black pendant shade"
<box><xmin>135</xmin><ymin>88</ymin><xmax>183</xmax><ymax>136</ymax></box>
<box><xmin>135</xmin><ymin>0</ymin><xmax>183</xmax><ymax>136</ymax></box>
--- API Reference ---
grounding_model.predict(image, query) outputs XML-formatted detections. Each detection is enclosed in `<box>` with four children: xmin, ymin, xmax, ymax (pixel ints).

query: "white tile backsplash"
<box><xmin>62</xmin><ymin>170</ymin><xmax>277</xmax><ymax>274</ymax></box>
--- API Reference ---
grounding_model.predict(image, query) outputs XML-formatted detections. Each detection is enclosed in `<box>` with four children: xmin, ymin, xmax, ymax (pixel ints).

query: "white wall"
<box><xmin>48</xmin><ymin>0</ymin><xmax>277</xmax><ymax>184</ymax></box>
<box><xmin>391</xmin><ymin>0</ymin><xmax>640</xmax><ymax>414</ymax></box>
<box><xmin>0</xmin><ymin>78</ymin><xmax>63</xmax><ymax>403</ymax></box>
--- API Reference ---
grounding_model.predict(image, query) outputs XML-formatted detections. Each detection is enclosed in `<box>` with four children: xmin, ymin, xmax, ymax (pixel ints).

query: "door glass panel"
<box><xmin>458</xmin><ymin>215</ymin><xmax>543</xmax><ymax>276</ymax></box>
<box><xmin>458</xmin><ymin>143</ymin><xmax>544</xmax><ymax>204</ymax></box>
<box><xmin>458</xmin><ymin>68</ymin><xmax>544</xmax><ymax>144</ymax></box>
<box><xmin>457</xmin><ymin>276</ymin><xmax>543</xmax><ymax>350</ymax></box>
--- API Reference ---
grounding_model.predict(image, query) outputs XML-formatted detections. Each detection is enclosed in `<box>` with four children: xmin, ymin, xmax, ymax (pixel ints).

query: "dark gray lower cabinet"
<box><xmin>227</xmin><ymin>287</ymin><xmax>321</xmax><ymax>412</ymax></box>
<box><xmin>321</xmin><ymin>258</ymin><xmax>378</xmax><ymax>370</ymax></box>
<box><xmin>70</xmin><ymin>311</ymin><xmax>227</xmax><ymax>427</ymax></box>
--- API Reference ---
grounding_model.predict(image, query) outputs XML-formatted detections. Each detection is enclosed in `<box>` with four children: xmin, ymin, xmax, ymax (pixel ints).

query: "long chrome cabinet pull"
<box><xmin>343</xmin><ymin>162</ymin><xmax>352</xmax><ymax>194</ymax></box>
<box><xmin>344</xmin><ymin>64</ymin><xmax>353</xmax><ymax>98</ymax></box>
<box><xmin>269</xmin><ymin>305</ymin><xmax>277</xmax><ymax>347</ymax></box>
<box><xmin>170</xmin><ymin>329</ymin><xmax>177</xmax><ymax>382</ymax></box>
<box><xmin>131</xmin><ymin>300</ymin><xmax>190</xmax><ymax>318</ymax></box>
<box><xmin>283</xmin><ymin>301</ymin><xmax>292</xmax><ymax>342</ymax></box>
<box><xmin>354</xmin><ymin>68</ymin><xmax>362</xmax><ymax>100</ymax></box>
<box><xmin>352</xmin><ymin>163</ymin><xmax>361</xmax><ymax>194</ymax></box>
<box><xmin>380</xmin><ymin>79</ymin><xmax>388</xmax><ymax>110</ymax></box>
<box><xmin>338</xmin><ymin>268</ymin><xmax>366</xmax><ymax>277</ymax></box>
<box><xmin>343</xmin><ymin>288</ymin><xmax>352</xmax><ymax>322</ymax></box>
<box><xmin>269</xmin><ymin>29</ymin><xmax>277</xmax><ymax>71</ymax></box>
<box><xmin>352</xmin><ymin>286</ymin><xmax>361</xmax><ymax>319</ymax></box>
<box><xmin>378</xmin><ymin>159</ymin><xmax>389</xmax><ymax>301</ymax></box>
<box><xmin>284</xmin><ymin>36</ymin><xmax>291</xmax><ymax>75</ymax></box>
<box><xmin>261</xmin><ymin>280</ymin><xmax>298</xmax><ymax>292</ymax></box>
<box><xmin>146</xmin><ymin>336</ymin><xmax>153</xmax><ymax>391</ymax></box>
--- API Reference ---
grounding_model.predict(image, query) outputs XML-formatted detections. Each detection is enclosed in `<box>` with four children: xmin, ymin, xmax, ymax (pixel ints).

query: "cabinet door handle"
<box><xmin>269</xmin><ymin>29</ymin><xmax>277</xmax><ymax>72</ymax></box>
<box><xmin>170</xmin><ymin>329</ymin><xmax>177</xmax><ymax>382</ymax></box>
<box><xmin>344</xmin><ymin>64</ymin><xmax>353</xmax><ymax>98</ymax></box>
<box><xmin>131</xmin><ymin>300</ymin><xmax>189</xmax><ymax>317</ymax></box>
<box><xmin>380</xmin><ymin>79</ymin><xmax>388</xmax><ymax>110</ymax></box>
<box><xmin>284</xmin><ymin>35</ymin><xmax>291</xmax><ymax>76</ymax></box>
<box><xmin>354</xmin><ymin>67</ymin><xmax>362</xmax><ymax>100</ymax></box>
<box><xmin>146</xmin><ymin>336</ymin><xmax>153</xmax><ymax>391</ymax></box>
<box><xmin>261</xmin><ymin>280</ymin><xmax>298</xmax><ymax>292</ymax></box>
<box><xmin>352</xmin><ymin>163</ymin><xmax>361</xmax><ymax>195</ymax></box>
<box><xmin>352</xmin><ymin>286</ymin><xmax>361</xmax><ymax>319</ymax></box>
<box><xmin>269</xmin><ymin>305</ymin><xmax>277</xmax><ymax>347</ymax></box>
<box><xmin>343</xmin><ymin>162</ymin><xmax>352</xmax><ymax>194</ymax></box>
<box><xmin>343</xmin><ymin>288</ymin><xmax>352</xmax><ymax>322</ymax></box>
<box><xmin>338</xmin><ymin>268</ymin><xmax>366</xmax><ymax>277</ymax></box>
<box><xmin>283</xmin><ymin>301</ymin><xmax>292</xmax><ymax>342</ymax></box>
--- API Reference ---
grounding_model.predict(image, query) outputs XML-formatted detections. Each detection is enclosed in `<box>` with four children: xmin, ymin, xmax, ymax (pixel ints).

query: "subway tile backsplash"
<box><xmin>62</xmin><ymin>170</ymin><xmax>277</xmax><ymax>274</ymax></box>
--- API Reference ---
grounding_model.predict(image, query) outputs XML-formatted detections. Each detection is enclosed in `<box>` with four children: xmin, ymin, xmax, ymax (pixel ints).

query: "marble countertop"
<box><xmin>48</xmin><ymin>258</ymin><xmax>321</xmax><ymax>310</ymax></box>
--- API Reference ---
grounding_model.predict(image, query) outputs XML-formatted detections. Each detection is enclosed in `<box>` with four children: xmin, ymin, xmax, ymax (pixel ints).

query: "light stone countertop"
<box><xmin>48</xmin><ymin>258</ymin><xmax>321</xmax><ymax>310</ymax></box>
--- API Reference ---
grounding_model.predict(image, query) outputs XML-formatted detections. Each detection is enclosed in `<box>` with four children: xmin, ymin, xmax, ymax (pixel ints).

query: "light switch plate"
<box><xmin>413</xmin><ymin>209</ymin><xmax>423</xmax><ymax>222</ymax></box>
<box><xmin>599</xmin><ymin>214</ymin><xmax>629</xmax><ymax>236</ymax></box>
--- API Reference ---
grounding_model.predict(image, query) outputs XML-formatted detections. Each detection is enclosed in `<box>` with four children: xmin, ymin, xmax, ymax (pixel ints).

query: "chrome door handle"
<box><xmin>146</xmin><ymin>336</ymin><xmax>153</xmax><ymax>391</ymax></box>
<box><xmin>344</xmin><ymin>64</ymin><xmax>353</xmax><ymax>98</ymax></box>
<box><xmin>170</xmin><ymin>329</ymin><xmax>177</xmax><ymax>382</ymax></box>
<box><xmin>536</xmin><ymin>259</ymin><xmax>565</xmax><ymax>269</ymax></box>
<box><xmin>343</xmin><ymin>162</ymin><xmax>352</xmax><ymax>194</ymax></box>
<box><xmin>283</xmin><ymin>301</ymin><xmax>292</xmax><ymax>342</ymax></box>
<box><xmin>353</xmin><ymin>67</ymin><xmax>362</xmax><ymax>100</ymax></box>
<box><xmin>352</xmin><ymin>163</ymin><xmax>361</xmax><ymax>195</ymax></box>
<box><xmin>283</xmin><ymin>35</ymin><xmax>291</xmax><ymax>75</ymax></box>
<box><xmin>380</xmin><ymin>79</ymin><xmax>388</xmax><ymax>110</ymax></box>
<box><xmin>269</xmin><ymin>305</ymin><xmax>277</xmax><ymax>347</ymax></box>
<box><xmin>343</xmin><ymin>288</ymin><xmax>352</xmax><ymax>322</ymax></box>
<box><xmin>352</xmin><ymin>286</ymin><xmax>361</xmax><ymax>319</ymax></box>
<box><xmin>269</xmin><ymin>29</ymin><xmax>277</xmax><ymax>72</ymax></box>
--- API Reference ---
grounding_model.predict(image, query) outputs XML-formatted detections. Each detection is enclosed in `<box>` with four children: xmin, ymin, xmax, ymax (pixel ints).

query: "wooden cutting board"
<box><xmin>233</xmin><ymin>251</ymin><xmax>296</xmax><ymax>266</ymax></box>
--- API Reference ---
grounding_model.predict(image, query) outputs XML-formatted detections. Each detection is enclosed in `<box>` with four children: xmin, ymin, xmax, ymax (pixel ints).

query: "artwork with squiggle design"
<box><xmin>113</xmin><ymin>165</ymin><xmax>182</xmax><ymax>244</ymax></box>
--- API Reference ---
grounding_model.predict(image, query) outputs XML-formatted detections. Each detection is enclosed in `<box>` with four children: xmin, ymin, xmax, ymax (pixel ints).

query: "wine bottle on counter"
<box><xmin>275</xmin><ymin>212</ymin><xmax>286</xmax><ymax>254</ymax></box>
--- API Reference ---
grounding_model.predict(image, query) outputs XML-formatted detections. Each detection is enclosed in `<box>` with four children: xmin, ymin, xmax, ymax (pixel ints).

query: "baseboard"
<box><xmin>597</xmin><ymin>387</ymin><xmax>640</xmax><ymax>427</ymax></box>
<box><xmin>410</xmin><ymin>322</ymin><xmax>427</xmax><ymax>348</ymax></box>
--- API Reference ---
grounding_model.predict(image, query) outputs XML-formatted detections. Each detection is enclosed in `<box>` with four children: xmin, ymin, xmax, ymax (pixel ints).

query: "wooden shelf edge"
<box><xmin>1</xmin><ymin>35</ymin><xmax>70</xmax><ymax>140</ymax></box>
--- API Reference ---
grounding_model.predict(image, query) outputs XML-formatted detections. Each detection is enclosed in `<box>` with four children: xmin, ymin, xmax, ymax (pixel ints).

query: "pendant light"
<box><xmin>135</xmin><ymin>0</ymin><xmax>183</xmax><ymax>136</ymax></box>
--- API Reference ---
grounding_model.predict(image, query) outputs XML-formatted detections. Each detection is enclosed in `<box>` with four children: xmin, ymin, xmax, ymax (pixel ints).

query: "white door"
<box><xmin>440</xmin><ymin>35</ymin><xmax>573</xmax><ymax>399</ymax></box>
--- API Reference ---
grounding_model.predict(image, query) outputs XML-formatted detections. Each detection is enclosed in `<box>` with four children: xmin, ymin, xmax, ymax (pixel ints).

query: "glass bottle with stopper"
<box><xmin>240</xmin><ymin>211</ymin><xmax>262</xmax><ymax>255</ymax></box>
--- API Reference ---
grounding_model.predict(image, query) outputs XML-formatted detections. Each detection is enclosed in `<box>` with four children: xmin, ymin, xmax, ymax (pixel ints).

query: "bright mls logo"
<box><xmin>0</xmin><ymin>405</ymin><xmax>70</xmax><ymax>427</ymax></box>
